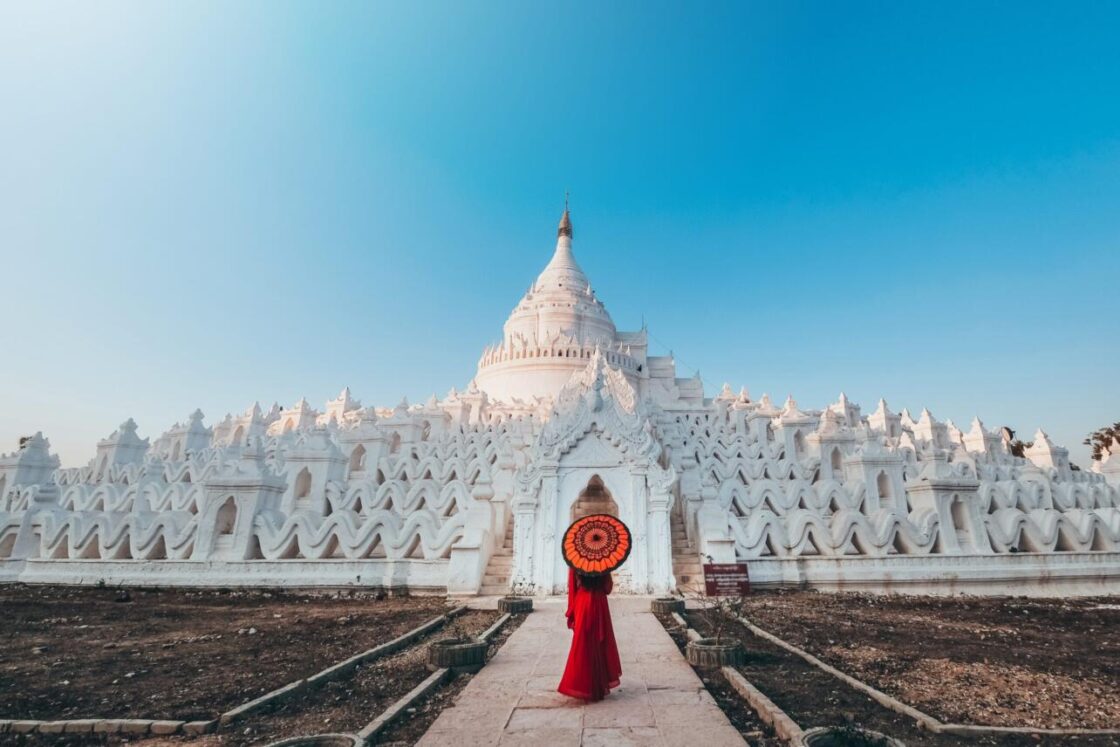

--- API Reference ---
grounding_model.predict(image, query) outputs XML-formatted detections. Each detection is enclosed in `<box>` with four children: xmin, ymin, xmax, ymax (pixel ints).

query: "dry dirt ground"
<box><xmin>0</xmin><ymin>585</ymin><xmax>451</xmax><ymax>722</ymax></box>
<box><xmin>214</xmin><ymin>609</ymin><xmax>500</xmax><ymax>746</ymax></box>
<box><xmin>675</xmin><ymin>600</ymin><xmax>1120</xmax><ymax>747</ymax></box>
<box><xmin>655</xmin><ymin>612</ymin><xmax>783</xmax><ymax>747</ymax></box>
<box><xmin>738</xmin><ymin>590</ymin><xmax>1120</xmax><ymax>732</ymax></box>
<box><xmin>365</xmin><ymin>610</ymin><xmax>522</xmax><ymax>746</ymax></box>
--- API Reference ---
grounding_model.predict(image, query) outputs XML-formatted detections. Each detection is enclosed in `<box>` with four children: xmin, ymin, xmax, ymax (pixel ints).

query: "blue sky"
<box><xmin>1</xmin><ymin>1</ymin><xmax>1118</xmax><ymax>467</ymax></box>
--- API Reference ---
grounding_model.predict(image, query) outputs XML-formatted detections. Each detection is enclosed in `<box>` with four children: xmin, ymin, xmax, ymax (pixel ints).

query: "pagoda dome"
<box><xmin>473</xmin><ymin>207</ymin><xmax>637</xmax><ymax>403</ymax></box>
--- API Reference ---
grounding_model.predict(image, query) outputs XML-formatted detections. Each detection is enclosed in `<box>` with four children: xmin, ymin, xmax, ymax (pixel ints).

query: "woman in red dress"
<box><xmin>557</xmin><ymin>566</ymin><xmax>622</xmax><ymax>701</ymax></box>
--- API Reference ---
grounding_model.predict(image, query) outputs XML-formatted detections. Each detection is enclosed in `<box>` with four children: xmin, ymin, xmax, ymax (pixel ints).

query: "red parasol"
<box><xmin>562</xmin><ymin>513</ymin><xmax>632</xmax><ymax>576</ymax></box>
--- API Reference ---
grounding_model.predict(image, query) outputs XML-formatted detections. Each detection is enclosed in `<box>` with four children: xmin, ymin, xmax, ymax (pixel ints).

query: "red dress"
<box><xmin>557</xmin><ymin>567</ymin><xmax>622</xmax><ymax>701</ymax></box>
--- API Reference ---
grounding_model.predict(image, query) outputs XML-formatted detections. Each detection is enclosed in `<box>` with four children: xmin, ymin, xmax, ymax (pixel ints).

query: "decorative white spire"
<box><xmin>537</xmin><ymin>205</ymin><xmax>586</xmax><ymax>289</ymax></box>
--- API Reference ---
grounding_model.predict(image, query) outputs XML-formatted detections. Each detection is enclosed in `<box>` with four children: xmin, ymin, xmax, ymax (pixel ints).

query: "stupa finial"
<box><xmin>558</xmin><ymin>192</ymin><xmax>573</xmax><ymax>239</ymax></box>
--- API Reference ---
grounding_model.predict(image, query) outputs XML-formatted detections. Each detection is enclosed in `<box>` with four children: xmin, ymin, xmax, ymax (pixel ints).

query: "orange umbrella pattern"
<box><xmin>562</xmin><ymin>513</ymin><xmax>632</xmax><ymax>576</ymax></box>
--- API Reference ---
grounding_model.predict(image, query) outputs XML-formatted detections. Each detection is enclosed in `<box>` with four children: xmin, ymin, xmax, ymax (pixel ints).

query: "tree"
<box><xmin>1084</xmin><ymin>421</ymin><xmax>1120</xmax><ymax>462</ymax></box>
<box><xmin>686</xmin><ymin>581</ymin><xmax>748</xmax><ymax>645</ymax></box>
<box><xmin>1001</xmin><ymin>427</ymin><xmax>1032</xmax><ymax>458</ymax></box>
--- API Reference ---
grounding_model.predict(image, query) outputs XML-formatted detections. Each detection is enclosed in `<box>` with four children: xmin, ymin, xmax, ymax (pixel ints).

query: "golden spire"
<box><xmin>558</xmin><ymin>191</ymin><xmax>572</xmax><ymax>239</ymax></box>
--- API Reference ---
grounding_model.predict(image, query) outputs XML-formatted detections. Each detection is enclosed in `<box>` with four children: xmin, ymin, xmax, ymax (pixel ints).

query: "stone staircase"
<box><xmin>671</xmin><ymin>508</ymin><xmax>703</xmax><ymax>594</ymax></box>
<box><xmin>479</xmin><ymin>520</ymin><xmax>514</xmax><ymax>595</ymax></box>
<box><xmin>569</xmin><ymin>494</ymin><xmax>618</xmax><ymax>522</ymax></box>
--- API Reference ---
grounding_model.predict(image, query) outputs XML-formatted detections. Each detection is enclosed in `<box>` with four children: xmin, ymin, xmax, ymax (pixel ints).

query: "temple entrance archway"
<box><xmin>570</xmin><ymin>475</ymin><xmax>618</xmax><ymax>521</ymax></box>
<box><xmin>507</xmin><ymin>354</ymin><xmax>679</xmax><ymax>596</ymax></box>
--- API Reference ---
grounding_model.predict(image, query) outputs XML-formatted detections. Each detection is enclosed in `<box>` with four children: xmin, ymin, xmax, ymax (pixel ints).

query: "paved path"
<box><xmin>417</xmin><ymin>597</ymin><xmax>745</xmax><ymax>746</ymax></box>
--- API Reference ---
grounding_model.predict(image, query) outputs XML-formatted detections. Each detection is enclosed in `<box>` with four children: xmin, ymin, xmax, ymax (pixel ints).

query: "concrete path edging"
<box><xmin>220</xmin><ymin>605</ymin><xmax>467</xmax><ymax>725</ymax></box>
<box><xmin>735</xmin><ymin>614</ymin><xmax>941</xmax><ymax>733</ymax></box>
<box><xmin>735</xmin><ymin>614</ymin><xmax>1120</xmax><ymax>738</ymax></box>
<box><xmin>356</xmin><ymin>611</ymin><xmax>516</xmax><ymax>743</ymax></box>
<box><xmin>416</xmin><ymin>597</ymin><xmax>747</xmax><ymax>746</ymax></box>
<box><xmin>357</xmin><ymin>669</ymin><xmax>450</xmax><ymax>742</ymax></box>
<box><xmin>666</xmin><ymin>608</ymin><xmax>801</xmax><ymax>745</ymax></box>
<box><xmin>0</xmin><ymin>718</ymin><xmax>215</xmax><ymax>736</ymax></box>
<box><xmin>722</xmin><ymin>667</ymin><xmax>804</xmax><ymax>745</ymax></box>
<box><xmin>0</xmin><ymin>605</ymin><xmax>478</xmax><ymax>741</ymax></box>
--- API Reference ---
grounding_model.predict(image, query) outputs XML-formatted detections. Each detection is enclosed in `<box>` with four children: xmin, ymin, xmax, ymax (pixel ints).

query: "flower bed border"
<box><xmin>734</xmin><ymin>613</ymin><xmax>1120</xmax><ymax>739</ymax></box>
<box><xmin>0</xmin><ymin>605</ymin><xmax>469</xmax><ymax>736</ymax></box>
<box><xmin>666</xmin><ymin>609</ymin><xmax>804</xmax><ymax>745</ymax></box>
<box><xmin>356</xmin><ymin>612</ymin><xmax>513</xmax><ymax>743</ymax></box>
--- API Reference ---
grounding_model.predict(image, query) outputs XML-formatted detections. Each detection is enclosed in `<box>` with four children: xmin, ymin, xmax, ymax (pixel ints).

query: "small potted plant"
<box><xmin>684</xmin><ymin>584</ymin><xmax>747</xmax><ymax>667</ymax></box>
<box><xmin>427</xmin><ymin>615</ymin><xmax>487</xmax><ymax>673</ymax></box>
<box><xmin>498</xmin><ymin>579</ymin><xmax>534</xmax><ymax>614</ymax></box>
<box><xmin>651</xmin><ymin>595</ymin><xmax>685</xmax><ymax>615</ymax></box>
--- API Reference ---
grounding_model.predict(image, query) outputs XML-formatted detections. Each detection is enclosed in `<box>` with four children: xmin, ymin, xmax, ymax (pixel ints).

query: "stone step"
<box><xmin>483</xmin><ymin>574</ymin><xmax>509</xmax><ymax>584</ymax></box>
<box><xmin>478</xmin><ymin>585</ymin><xmax>508</xmax><ymax>595</ymax></box>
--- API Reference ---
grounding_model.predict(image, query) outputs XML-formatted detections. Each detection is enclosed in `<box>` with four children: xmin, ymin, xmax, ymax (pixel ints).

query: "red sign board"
<box><xmin>703</xmin><ymin>563</ymin><xmax>750</xmax><ymax>596</ymax></box>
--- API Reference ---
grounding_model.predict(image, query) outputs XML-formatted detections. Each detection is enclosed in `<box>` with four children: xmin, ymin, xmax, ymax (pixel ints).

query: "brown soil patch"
<box><xmin>220</xmin><ymin>610</ymin><xmax>500</xmax><ymax>745</ymax></box>
<box><xmin>654</xmin><ymin>612</ymin><xmax>782</xmax><ymax>746</ymax></box>
<box><xmin>0</xmin><ymin>584</ymin><xmax>449</xmax><ymax>722</ymax></box>
<box><xmin>375</xmin><ymin>611</ymin><xmax>525</xmax><ymax>746</ymax></box>
<box><xmin>740</xmin><ymin>590</ymin><xmax>1120</xmax><ymax>731</ymax></box>
<box><xmin>684</xmin><ymin>610</ymin><xmax>1120</xmax><ymax>747</ymax></box>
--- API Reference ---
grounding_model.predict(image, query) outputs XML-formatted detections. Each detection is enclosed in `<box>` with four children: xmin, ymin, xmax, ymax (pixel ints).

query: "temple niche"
<box><xmin>1</xmin><ymin>209</ymin><xmax>1119</xmax><ymax>596</ymax></box>
<box><xmin>571</xmin><ymin>477</ymin><xmax>618</xmax><ymax>522</ymax></box>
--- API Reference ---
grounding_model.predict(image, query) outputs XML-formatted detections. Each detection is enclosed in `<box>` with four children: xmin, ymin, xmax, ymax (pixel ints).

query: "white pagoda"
<box><xmin>2</xmin><ymin>209</ymin><xmax>1119</xmax><ymax>596</ymax></box>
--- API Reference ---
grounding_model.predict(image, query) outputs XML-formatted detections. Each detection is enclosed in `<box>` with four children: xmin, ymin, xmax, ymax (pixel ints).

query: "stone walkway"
<box><xmin>417</xmin><ymin>597</ymin><xmax>745</xmax><ymax>746</ymax></box>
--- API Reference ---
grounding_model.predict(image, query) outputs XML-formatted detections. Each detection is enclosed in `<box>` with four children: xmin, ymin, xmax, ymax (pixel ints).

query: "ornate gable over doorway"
<box><xmin>512</xmin><ymin>351</ymin><xmax>678</xmax><ymax>594</ymax></box>
<box><xmin>536</xmin><ymin>349</ymin><xmax>661</xmax><ymax>464</ymax></box>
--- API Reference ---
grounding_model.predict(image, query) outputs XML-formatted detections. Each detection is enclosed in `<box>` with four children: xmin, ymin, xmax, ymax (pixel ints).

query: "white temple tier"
<box><xmin>473</xmin><ymin>206</ymin><xmax>651</xmax><ymax>405</ymax></box>
<box><xmin>2</xmin><ymin>210</ymin><xmax>1119</xmax><ymax>595</ymax></box>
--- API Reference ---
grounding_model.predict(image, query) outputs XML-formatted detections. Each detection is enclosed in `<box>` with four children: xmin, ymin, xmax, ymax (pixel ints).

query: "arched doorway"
<box><xmin>349</xmin><ymin>444</ymin><xmax>367</xmax><ymax>474</ymax></box>
<box><xmin>208</xmin><ymin>496</ymin><xmax>240</xmax><ymax>559</ymax></box>
<box><xmin>877</xmin><ymin>471</ymin><xmax>892</xmax><ymax>503</ymax></box>
<box><xmin>215</xmin><ymin>497</ymin><xmax>237</xmax><ymax>535</ymax></box>
<box><xmin>294</xmin><ymin>467</ymin><xmax>312</xmax><ymax>500</ymax></box>
<box><xmin>570</xmin><ymin>475</ymin><xmax>618</xmax><ymax>521</ymax></box>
